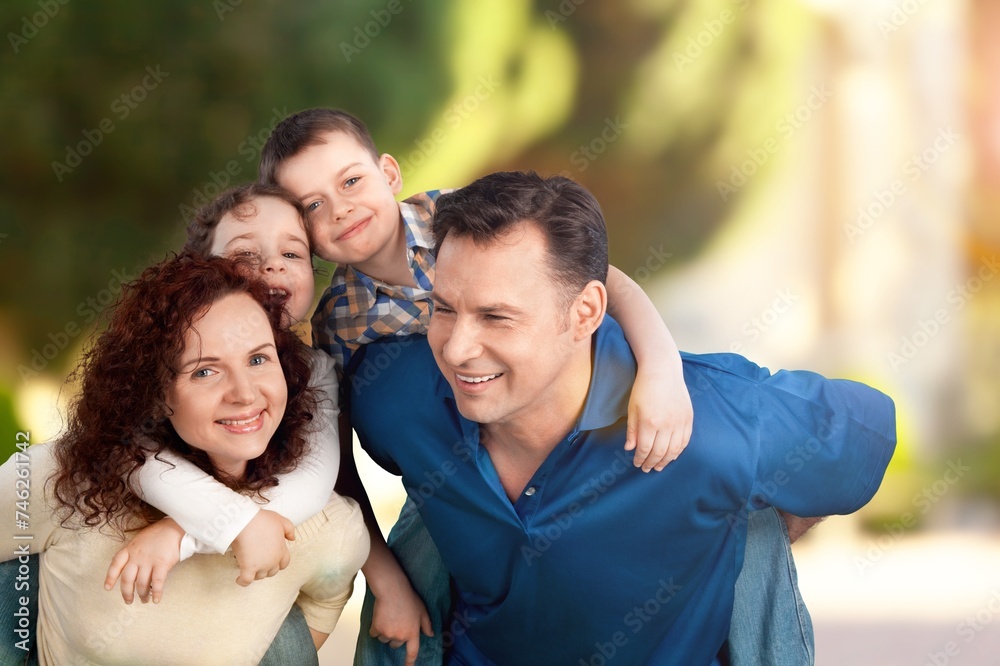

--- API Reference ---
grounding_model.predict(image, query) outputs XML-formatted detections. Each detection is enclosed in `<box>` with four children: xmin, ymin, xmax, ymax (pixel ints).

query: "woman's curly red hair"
<box><xmin>50</xmin><ymin>253</ymin><xmax>318</xmax><ymax>531</ymax></box>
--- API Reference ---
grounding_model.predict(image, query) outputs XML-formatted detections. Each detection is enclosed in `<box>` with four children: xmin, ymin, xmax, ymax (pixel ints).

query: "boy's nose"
<box><xmin>261</xmin><ymin>255</ymin><xmax>285</xmax><ymax>273</ymax></box>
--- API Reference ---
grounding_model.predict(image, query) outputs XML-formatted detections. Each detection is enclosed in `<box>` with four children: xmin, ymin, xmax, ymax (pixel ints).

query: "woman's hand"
<box><xmin>104</xmin><ymin>517</ymin><xmax>184</xmax><ymax>604</ymax></box>
<box><xmin>625</xmin><ymin>366</ymin><xmax>694</xmax><ymax>472</ymax></box>
<box><xmin>369</xmin><ymin>572</ymin><xmax>434</xmax><ymax>666</ymax></box>
<box><xmin>230</xmin><ymin>509</ymin><xmax>295</xmax><ymax>586</ymax></box>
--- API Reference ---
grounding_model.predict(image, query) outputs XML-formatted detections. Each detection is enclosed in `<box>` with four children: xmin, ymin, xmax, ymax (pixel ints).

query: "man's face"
<box><xmin>428</xmin><ymin>223</ymin><xmax>581</xmax><ymax>431</ymax></box>
<box><xmin>275</xmin><ymin>130</ymin><xmax>403</xmax><ymax>269</ymax></box>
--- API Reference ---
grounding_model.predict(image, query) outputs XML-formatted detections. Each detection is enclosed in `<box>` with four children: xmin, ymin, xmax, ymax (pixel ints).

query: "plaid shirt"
<box><xmin>311</xmin><ymin>189</ymin><xmax>447</xmax><ymax>374</ymax></box>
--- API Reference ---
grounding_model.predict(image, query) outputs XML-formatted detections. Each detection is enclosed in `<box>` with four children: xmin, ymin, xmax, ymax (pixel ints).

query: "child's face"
<box><xmin>275</xmin><ymin>130</ymin><xmax>403</xmax><ymax>268</ymax></box>
<box><xmin>209</xmin><ymin>196</ymin><xmax>315</xmax><ymax>326</ymax></box>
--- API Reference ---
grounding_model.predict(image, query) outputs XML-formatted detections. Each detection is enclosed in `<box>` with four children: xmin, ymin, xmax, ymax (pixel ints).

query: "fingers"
<box><xmin>149</xmin><ymin>565</ymin><xmax>168</xmax><ymax>605</ymax></box>
<box><xmin>134</xmin><ymin>564</ymin><xmax>153</xmax><ymax>604</ymax></box>
<box><xmin>105</xmin><ymin>549</ymin><xmax>129</xmax><ymax>592</ymax></box>
<box><xmin>631</xmin><ymin>423</ymin><xmax>657</xmax><ymax>471</ymax></box>
<box><xmin>280</xmin><ymin>515</ymin><xmax>295</xmax><ymax>542</ymax></box>
<box><xmin>404</xmin><ymin>636</ymin><xmax>419</xmax><ymax>666</ymax></box>
<box><xmin>420</xmin><ymin>612</ymin><xmax>434</xmax><ymax>638</ymax></box>
<box><xmin>624</xmin><ymin>420</ymin><xmax>637</xmax><ymax>452</ymax></box>
<box><xmin>118</xmin><ymin>560</ymin><xmax>139</xmax><ymax>604</ymax></box>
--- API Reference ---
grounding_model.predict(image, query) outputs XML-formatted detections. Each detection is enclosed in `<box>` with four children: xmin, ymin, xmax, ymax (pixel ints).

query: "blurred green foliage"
<box><xmin>1</xmin><ymin>0</ymin><xmax>807</xmax><ymax>387</ymax></box>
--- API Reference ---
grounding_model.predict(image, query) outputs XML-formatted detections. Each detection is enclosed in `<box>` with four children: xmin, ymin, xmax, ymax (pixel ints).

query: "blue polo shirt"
<box><xmin>349</xmin><ymin>318</ymin><xmax>895</xmax><ymax>666</ymax></box>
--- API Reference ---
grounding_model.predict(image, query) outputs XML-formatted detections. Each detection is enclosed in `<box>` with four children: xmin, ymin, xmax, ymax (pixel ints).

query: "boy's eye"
<box><xmin>283</xmin><ymin>252</ymin><xmax>301</xmax><ymax>259</ymax></box>
<box><xmin>344</xmin><ymin>177</ymin><xmax>360</xmax><ymax>188</ymax></box>
<box><xmin>306</xmin><ymin>201</ymin><xmax>321</xmax><ymax>213</ymax></box>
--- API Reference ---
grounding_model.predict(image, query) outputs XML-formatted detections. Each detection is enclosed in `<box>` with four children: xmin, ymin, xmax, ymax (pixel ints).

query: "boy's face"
<box><xmin>274</xmin><ymin>130</ymin><xmax>403</xmax><ymax>268</ymax></box>
<box><xmin>209</xmin><ymin>196</ymin><xmax>315</xmax><ymax>326</ymax></box>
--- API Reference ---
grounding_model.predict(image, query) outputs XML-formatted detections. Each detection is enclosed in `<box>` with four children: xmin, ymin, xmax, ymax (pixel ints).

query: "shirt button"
<box><xmin>524</xmin><ymin>487</ymin><xmax>536</xmax><ymax>496</ymax></box>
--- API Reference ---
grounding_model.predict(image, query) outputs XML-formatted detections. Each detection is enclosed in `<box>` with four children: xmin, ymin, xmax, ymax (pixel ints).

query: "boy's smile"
<box><xmin>275</xmin><ymin>130</ymin><xmax>405</xmax><ymax>280</ymax></box>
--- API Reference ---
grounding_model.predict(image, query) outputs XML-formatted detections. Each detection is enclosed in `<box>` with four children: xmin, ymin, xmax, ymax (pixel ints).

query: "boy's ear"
<box><xmin>380</xmin><ymin>153</ymin><xmax>404</xmax><ymax>195</ymax></box>
<box><xmin>571</xmin><ymin>280</ymin><xmax>607</xmax><ymax>341</ymax></box>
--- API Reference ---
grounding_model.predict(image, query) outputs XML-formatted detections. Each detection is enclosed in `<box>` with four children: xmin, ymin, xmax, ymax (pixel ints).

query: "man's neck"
<box><xmin>480</xmin><ymin>352</ymin><xmax>592</xmax><ymax>502</ymax></box>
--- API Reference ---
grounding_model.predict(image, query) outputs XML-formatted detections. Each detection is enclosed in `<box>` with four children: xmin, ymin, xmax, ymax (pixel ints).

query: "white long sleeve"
<box><xmin>135</xmin><ymin>345</ymin><xmax>341</xmax><ymax>557</ymax></box>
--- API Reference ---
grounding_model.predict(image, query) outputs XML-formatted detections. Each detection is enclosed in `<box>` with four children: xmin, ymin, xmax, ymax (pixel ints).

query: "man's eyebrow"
<box><xmin>477</xmin><ymin>303</ymin><xmax>526</xmax><ymax>317</ymax></box>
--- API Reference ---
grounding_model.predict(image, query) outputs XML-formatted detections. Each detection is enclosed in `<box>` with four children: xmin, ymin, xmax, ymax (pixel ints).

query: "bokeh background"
<box><xmin>2</xmin><ymin>0</ymin><xmax>998</xmax><ymax>664</ymax></box>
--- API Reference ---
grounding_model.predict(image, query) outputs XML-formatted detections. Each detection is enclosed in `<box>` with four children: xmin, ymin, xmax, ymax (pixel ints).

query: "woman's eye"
<box><xmin>249</xmin><ymin>354</ymin><xmax>269</xmax><ymax>366</ymax></box>
<box><xmin>193</xmin><ymin>368</ymin><xmax>215</xmax><ymax>379</ymax></box>
<box><xmin>283</xmin><ymin>252</ymin><xmax>301</xmax><ymax>259</ymax></box>
<box><xmin>307</xmin><ymin>201</ymin><xmax>321</xmax><ymax>212</ymax></box>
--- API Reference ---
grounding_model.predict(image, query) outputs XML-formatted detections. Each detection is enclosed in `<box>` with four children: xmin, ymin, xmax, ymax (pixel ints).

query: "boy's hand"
<box><xmin>625</xmin><ymin>367</ymin><xmax>693</xmax><ymax>472</ymax></box>
<box><xmin>370</xmin><ymin>574</ymin><xmax>434</xmax><ymax>666</ymax></box>
<box><xmin>230</xmin><ymin>509</ymin><xmax>295</xmax><ymax>586</ymax></box>
<box><xmin>105</xmin><ymin>517</ymin><xmax>184</xmax><ymax>604</ymax></box>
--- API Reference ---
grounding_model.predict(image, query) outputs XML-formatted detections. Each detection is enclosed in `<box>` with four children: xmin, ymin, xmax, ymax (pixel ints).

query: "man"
<box><xmin>349</xmin><ymin>171</ymin><xmax>896</xmax><ymax>665</ymax></box>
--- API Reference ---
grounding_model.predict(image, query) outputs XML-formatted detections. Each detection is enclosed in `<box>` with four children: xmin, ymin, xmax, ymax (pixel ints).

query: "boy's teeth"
<box><xmin>457</xmin><ymin>373</ymin><xmax>501</xmax><ymax>383</ymax></box>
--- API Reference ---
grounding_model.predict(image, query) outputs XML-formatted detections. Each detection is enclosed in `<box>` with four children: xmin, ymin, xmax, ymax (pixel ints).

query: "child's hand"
<box><xmin>105</xmin><ymin>517</ymin><xmax>184</xmax><ymax>604</ymax></box>
<box><xmin>369</xmin><ymin>573</ymin><xmax>434</xmax><ymax>666</ymax></box>
<box><xmin>625</xmin><ymin>367</ymin><xmax>693</xmax><ymax>472</ymax></box>
<box><xmin>230</xmin><ymin>509</ymin><xmax>295</xmax><ymax>586</ymax></box>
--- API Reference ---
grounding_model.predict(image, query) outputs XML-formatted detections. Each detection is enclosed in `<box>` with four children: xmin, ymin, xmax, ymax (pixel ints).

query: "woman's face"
<box><xmin>209</xmin><ymin>196</ymin><xmax>314</xmax><ymax>326</ymax></box>
<box><xmin>164</xmin><ymin>292</ymin><xmax>288</xmax><ymax>479</ymax></box>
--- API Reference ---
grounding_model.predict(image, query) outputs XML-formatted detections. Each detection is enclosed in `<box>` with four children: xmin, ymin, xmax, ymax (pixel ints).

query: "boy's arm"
<box><xmin>606</xmin><ymin>265</ymin><xmax>693</xmax><ymax>472</ymax></box>
<box><xmin>335</xmin><ymin>412</ymin><xmax>433</xmax><ymax>665</ymax></box>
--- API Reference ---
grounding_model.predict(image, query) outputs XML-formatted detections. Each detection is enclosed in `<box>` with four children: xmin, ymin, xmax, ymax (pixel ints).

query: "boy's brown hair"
<box><xmin>184</xmin><ymin>183</ymin><xmax>306</xmax><ymax>257</ymax></box>
<box><xmin>258</xmin><ymin>108</ymin><xmax>381</xmax><ymax>185</ymax></box>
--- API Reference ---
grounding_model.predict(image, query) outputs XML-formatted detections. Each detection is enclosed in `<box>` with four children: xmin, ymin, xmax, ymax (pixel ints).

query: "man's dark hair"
<box><xmin>259</xmin><ymin>108</ymin><xmax>380</xmax><ymax>184</ymax></box>
<box><xmin>433</xmin><ymin>171</ymin><xmax>609</xmax><ymax>301</ymax></box>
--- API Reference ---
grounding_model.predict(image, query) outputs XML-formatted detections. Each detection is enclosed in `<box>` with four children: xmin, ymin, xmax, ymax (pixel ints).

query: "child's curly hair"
<box><xmin>51</xmin><ymin>252</ymin><xmax>318</xmax><ymax>532</ymax></box>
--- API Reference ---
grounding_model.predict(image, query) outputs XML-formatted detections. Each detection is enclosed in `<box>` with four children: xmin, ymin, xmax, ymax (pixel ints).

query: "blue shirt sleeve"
<box><xmin>750</xmin><ymin>369</ymin><xmax>897</xmax><ymax>517</ymax></box>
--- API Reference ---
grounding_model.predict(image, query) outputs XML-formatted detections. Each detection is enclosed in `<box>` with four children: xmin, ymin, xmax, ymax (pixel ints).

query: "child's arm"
<box><xmin>334</xmin><ymin>412</ymin><xmax>434</xmax><ymax>665</ymax></box>
<box><xmin>105</xmin><ymin>349</ymin><xmax>341</xmax><ymax>600</ymax></box>
<box><xmin>606</xmin><ymin>265</ymin><xmax>694</xmax><ymax>472</ymax></box>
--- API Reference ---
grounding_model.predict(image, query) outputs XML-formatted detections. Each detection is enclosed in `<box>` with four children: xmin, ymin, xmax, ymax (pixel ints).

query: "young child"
<box><xmin>257</xmin><ymin>108</ymin><xmax>695</xmax><ymax>665</ymax></box>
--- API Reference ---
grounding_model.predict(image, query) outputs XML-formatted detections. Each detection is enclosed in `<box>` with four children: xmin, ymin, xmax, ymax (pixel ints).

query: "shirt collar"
<box><xmin>334</xmin><ymin>202</ymin><xmax>435</xmax><ymax>317</ymax></box>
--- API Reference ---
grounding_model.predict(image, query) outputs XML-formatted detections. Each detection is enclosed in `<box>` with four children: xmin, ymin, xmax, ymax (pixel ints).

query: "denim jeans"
<box><xmin>729</xmin><ymin>507</ymin><xmax>815</xmax><ymax>665</ymax></box>
<box><xmin>0</xmin><ymin>553</ymin><xmax>38</xmax><ymax>666</ymax></box>
<box><xmin>354</xmin><ymin>498</ymin><xmax>452</xmax><ymax>666</ymax></box>
<box><xmin>259</xmin><ymin>603</ymin><xmax>319</xmax><ymax>666</ymax></box>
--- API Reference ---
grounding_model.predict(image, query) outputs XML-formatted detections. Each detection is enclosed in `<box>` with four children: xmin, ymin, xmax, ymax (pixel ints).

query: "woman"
<box><xmin>0</xmin><ymin>254</ymin><xmax>368</xmax><ymax>665</ymax></box>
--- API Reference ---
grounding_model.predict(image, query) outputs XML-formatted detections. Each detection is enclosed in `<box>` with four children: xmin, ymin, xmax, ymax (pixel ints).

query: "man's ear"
<box><xmin>380</xmin><ymin>153</ymin><xmax>404</xmax><ymax>195</ymax></box>
<box><xmin>571</xmin><ymin>280</ymin><xmax>607</xmax><ymax>340</ymax></box>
